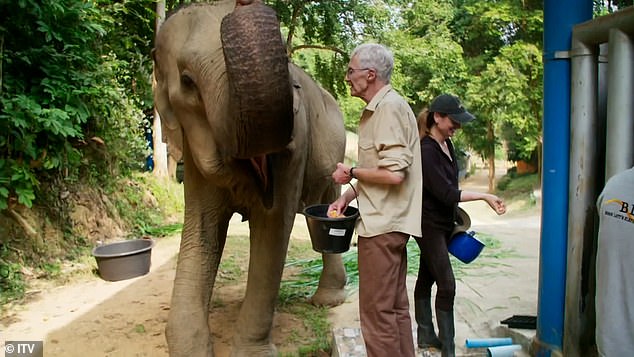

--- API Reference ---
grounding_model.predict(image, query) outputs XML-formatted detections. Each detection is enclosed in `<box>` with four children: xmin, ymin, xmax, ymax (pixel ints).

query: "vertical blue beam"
<box><xmin>539</xmin><ymin>1</ymin><xmax>593</xmax><ymax>355</ymax></box>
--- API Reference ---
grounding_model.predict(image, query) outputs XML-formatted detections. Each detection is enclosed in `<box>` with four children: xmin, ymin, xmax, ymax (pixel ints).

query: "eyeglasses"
<box><xmin>346</xmin><ymin>67</ymin><xmax>371</xmax><ymax>76</ymax></box>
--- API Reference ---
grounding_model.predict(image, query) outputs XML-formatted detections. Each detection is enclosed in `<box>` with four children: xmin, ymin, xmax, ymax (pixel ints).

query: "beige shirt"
<box><xmin>355</xmin><ymin>85</ymin><xmax>423</xmax><ymax>238</ymax></box>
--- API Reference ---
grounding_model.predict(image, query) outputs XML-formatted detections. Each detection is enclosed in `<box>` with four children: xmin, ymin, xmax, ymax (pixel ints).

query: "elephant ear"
<box><xmin>151</xmin><ymin>47</ymin><xmax>183</xmax><ymax>162</ymax></box>
<box><xmin>221</xmin><ymin>1</ymin><xmax>293</xmax><ymax>159</ymax></box>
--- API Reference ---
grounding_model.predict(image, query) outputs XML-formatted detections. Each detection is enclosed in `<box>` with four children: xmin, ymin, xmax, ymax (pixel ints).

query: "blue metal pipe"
<box><xmin>539</xmin><ymin>1</ymin><xmax>593</xmax><ymax>355</ymax></box>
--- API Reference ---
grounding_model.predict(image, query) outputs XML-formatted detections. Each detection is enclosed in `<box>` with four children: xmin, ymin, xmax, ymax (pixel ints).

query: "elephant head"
<box><xmin>153</xmin><ymin>0</ymin><xmax>292</xmax><ymax>199</ymax></box>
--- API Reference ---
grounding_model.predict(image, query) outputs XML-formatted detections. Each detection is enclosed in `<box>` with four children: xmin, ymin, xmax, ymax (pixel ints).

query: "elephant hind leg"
<box><xmin>310</xmin><ymin>252</ymin><xmax>347</xmax><ymax>307</ymax></box>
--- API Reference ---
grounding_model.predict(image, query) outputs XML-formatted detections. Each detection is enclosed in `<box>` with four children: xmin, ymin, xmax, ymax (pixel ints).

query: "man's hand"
<box><xmin>331</xmin><ymin>162</ymin><xmax>353</xmax><ymax>184</ymax></box>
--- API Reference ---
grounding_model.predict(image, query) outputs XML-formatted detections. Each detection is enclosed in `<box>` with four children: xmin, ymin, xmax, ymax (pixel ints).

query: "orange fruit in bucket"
<box><xmin>328</xmin><ymin>209</ymin><xmax>344</xmax><ymax>218</ymax></box>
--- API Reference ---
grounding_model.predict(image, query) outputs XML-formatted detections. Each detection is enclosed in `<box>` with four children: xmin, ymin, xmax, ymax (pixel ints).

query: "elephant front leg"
<box><xmin>311</xmin><ymin>253</ymin><xmax>347</xmax><ymax>306</ymax></box>
<box><xmin>230</xmin><ymin>211</ymin><xmax>291</xmax><ymax>357</ymax></box>
<box><xmin>166</xmin><ymin>208</ymin><xmax>232</xmax><ymax>357</ymax></box>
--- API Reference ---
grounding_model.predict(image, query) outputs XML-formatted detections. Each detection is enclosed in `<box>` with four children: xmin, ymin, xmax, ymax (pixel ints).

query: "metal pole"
<box><xmin>606</xmin><ymin>29</ymin><xmax>634</xmax><ymax>178</ymax></box>
<box><xmin>538</xmin><ymin>1</ymin><xmax>593</xmax><ymax>355</ymax></box>
<box><xmin>566</xmin><ymin>36</ymin><xmax>599</xmax><ymax>357</ymax></box>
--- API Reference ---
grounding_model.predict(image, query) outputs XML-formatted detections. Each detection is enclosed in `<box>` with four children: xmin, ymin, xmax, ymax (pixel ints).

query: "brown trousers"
<box><xmin>358</xmin><ymin>232</ymin><xmax>415</xmax><ymax>357</ymax></box>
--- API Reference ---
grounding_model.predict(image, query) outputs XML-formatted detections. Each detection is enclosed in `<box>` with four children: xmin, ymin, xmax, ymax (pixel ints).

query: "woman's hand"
<box><xmin>484</xmin><ymin>194</ymin><xmax>506</xmax><ymax>215</ymax></box>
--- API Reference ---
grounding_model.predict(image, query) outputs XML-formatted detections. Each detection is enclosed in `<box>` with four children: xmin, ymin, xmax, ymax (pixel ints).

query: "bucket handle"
<box><xmin>348</xmin><ymin>182</ymin><xmax>359</xmax><ymax>211</ymax></box>
<box><xmin>328</xmin><ymin>182</ymin><xmax>360</xmax><ymax>217</ymax></box>
<box><xmin>319</xmin><ymin>174</ymin><xmax>360</xmax><ymax>213</ymax></box>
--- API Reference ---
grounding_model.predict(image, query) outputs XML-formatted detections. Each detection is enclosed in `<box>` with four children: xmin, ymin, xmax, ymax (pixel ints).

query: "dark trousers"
<box><xmin>358</xmin><ymin>232</ymin><xmax>415</xmax><ymax>357</ymax></box>
<box><xmin>414</xmin><ymin>226</ymin><xmax>456</xmax><ymax>311</ymax></box>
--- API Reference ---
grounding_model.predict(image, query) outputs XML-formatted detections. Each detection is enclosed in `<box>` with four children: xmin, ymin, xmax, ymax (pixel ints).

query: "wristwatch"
<box><xmin>349</xmin><ymin>167</ymin><xmax>356</xmax><ymax>179</ymax></box>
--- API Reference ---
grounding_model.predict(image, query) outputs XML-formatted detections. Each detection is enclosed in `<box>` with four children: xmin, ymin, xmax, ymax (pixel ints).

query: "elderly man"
<box><xmin>329</xmin><ymin>43</ymin><xmax>422</xmax><ymax>357</ymax></box>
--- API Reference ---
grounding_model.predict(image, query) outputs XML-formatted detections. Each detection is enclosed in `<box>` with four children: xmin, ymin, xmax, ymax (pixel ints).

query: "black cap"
<box><xmin>429</xmin><ymin>94</ymin><xmax>475</xmax><ymax>124</ymax></box>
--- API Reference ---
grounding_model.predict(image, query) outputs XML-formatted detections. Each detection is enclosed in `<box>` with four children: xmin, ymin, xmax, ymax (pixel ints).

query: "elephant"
<box><xmin>152</xmin><ymin>1</ymin><xmax>348</xmax><ymax>356</ymax></box>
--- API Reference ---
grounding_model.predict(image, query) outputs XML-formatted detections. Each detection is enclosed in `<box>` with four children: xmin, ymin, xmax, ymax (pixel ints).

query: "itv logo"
<box><xmin>3</xmin><ymin>341</ymin><xmax>43</xmax><ymax>357</ymax></box>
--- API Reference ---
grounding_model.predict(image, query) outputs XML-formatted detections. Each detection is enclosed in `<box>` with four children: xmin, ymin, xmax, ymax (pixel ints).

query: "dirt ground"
<box><xmin>0</xmin><ymin>161</ymin><xmax>539</xmax><ymax>356</ymax></box>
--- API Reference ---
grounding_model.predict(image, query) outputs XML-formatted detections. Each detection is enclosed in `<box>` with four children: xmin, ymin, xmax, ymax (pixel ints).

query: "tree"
<box><xmin>152</xmin><ymin>0</ymin><xmax>170</xmax><ymax>178</ymax></box>
<box><xmin>0</xmin><ymin>0</ymin><xmax>148</xmax><ymax>211</ymax></box>
<box><xmin>266</xmin><ymin>0</ymin><xmax>396</xmax><ymax>129</ymax></box>
<box><xmin>450</xmin><ymin>0</ymin><xmax>543</xmax><ymax>190</ymax></box>
<box><xmin>386</xmin><ymin>0</ymin><xmax>469</xmax><ymax>112</ymax></box>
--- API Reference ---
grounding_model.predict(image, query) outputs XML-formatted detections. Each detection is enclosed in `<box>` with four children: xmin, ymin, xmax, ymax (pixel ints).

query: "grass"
<box><xmin>142</xmin><ymin>223</ymin><xmax>183</xmax><ymax>237</ymax></box>
<box><xmin>283</xmin><ymin>233</ymin><xmax>518</xmax><ymax>294</ymax></box>
<box><xmin>278</xmin><ymin>303</ymin><xmax>332</xmax><ymax>356</ymax></box>
<box><xmin>496</xmin><ymin>172</ymin><xmax>540</xmax><ymax>209</ymax></box>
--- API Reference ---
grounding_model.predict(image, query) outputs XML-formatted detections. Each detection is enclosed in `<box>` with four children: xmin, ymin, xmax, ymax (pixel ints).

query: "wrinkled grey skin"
<box><xmin>152</xmin><ymin>1</ymin><xmax>347</xmax><ymax>356</ymax></box>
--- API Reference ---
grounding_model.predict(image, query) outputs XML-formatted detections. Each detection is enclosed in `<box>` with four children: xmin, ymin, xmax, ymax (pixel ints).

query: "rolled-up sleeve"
<box><xmin>373</xmin><ymin>100</ymin><xmax>415</xmax><ymax>172</ymax></box>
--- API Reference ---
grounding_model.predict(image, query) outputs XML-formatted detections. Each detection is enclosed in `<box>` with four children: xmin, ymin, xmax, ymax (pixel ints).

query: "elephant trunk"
<box><xmin>221</xmin><ymin>1</ymin><xmax>293</xmax><ymax>159</ymax></box>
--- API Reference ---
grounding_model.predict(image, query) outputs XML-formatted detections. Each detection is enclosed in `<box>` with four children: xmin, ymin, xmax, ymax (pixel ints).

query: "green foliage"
<box><xmin>337</xmin><ymin>95</ymin><xmax>366</xmax><ymax>131</ymax></box>
<box><xmin>97</xmin><ymin>0</ymin><xmax>156</xmax><ymax>110</ymax></box>
<box><xmin>0</xmin><ymin>245</ymin><xmax>25</xmax><ymax>305</ymax></box>
<box><xmin>387</xmin><ymin>0</ymin><xmax>469</xmax><ymax>110</ymax></box>
<box><xmin>496</xmin><ymin>170</ymin><xmax>539</xmax><ymax>208</ymax></box>
<box><xmin>39</xmin><ymin>261</ymin><xmax>62</xmax><ymax>278</ymax></box>
<box><xmin>464</xmin><ymin>41</ymin><xmax>542</xmax><ymax>163</ymax></box>
<box><xmin>269</xmin><ymin>0</ymin><xmax>396</xmax><ymax>99</ymax></box>
<box><xmin>455</xmin><ymin>0</ymin><xmax>543</xmax><ymax>71</ymax></box>
<box><xmin>497</xmin><ymin>171</ymin><xmax>538</xmax><ymax>195</ymax></box>
<box><xmin>131</xmin><ymin>173</ymin><xmax>185</xmax><ymax>221</ymax></box>
<box><xmin>142</xmin><ymin>223</ymin><xmax>183</xmax><ymax>237</ymax></box>
<box><xmin>593</xmin><ymin>0</ymin><xmax>633</xmax><ymax>16</ymax></box>
<box><xmin>1</xmin><ymin>0</ymin><xmax>150</xmax><ymax>210</ymax></box>
<box><xmin>441</xmin><ymin>1</ymin><xmax>544</xmax><ymax>173</ymax></box>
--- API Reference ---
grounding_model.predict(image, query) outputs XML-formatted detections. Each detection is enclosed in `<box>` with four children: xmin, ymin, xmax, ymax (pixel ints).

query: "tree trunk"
<box><xmin>152</xmin><ymin>1</ymin><xmax>169</xmax><ymax>178</ymax></box>
<box><xmin>152</xmin><ymin>109</ymin><xmax>169</xmax><ymax>177</ymax></box>
<box><xmin>488</xmin><ymin>155</ymin><xmax>495</xmax><ymax>193</ymax></box>
<box><xmin>487</xmin><ymin>121</ymin><xmax>496</xmax><ymax>193</ymax></box>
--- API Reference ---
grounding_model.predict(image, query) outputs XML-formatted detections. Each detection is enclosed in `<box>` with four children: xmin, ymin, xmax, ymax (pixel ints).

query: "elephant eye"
<box><xmin>180</xmin><ymin>73</ymin><xmax>197</xmax><ymax>90</ymax></box>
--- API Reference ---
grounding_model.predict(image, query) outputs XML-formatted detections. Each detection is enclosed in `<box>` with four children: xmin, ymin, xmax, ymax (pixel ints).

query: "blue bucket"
<box><xmin>448</xmin><ymin>230</ymin><xmax>485</xmax><ymax>264</ymax></box>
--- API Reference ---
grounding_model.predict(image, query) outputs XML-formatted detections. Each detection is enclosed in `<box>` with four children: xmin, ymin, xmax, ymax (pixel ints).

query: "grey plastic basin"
<box><xmin>92</xmin><ymin>239</ymin><xmax>154</xmax><ymax>281</ymax></box>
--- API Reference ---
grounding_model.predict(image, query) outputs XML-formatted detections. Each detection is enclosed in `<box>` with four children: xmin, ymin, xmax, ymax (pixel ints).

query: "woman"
<box><xmin>414</xmin><ymin>94</ymin><xmax>506</xmax><ymax>357</ymax></box>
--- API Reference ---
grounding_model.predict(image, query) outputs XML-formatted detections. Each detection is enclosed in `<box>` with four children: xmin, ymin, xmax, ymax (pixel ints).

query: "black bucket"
<box><xmin>303</xmin><ymin>204</ymin><xmax>359</xmax><ymax>253</ymax></box>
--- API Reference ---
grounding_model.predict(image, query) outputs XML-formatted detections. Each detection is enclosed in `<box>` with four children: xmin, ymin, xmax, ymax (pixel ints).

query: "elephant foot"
<box><xmin>230</xmin><ymin>342</ymin><xmax>277</xmax><ymax>357</ymax></box>
<box><xmin>310</xmin><ymin>286</ymin><xmax>347</xmax><ymax>307</ymax></box>
<box><xmin>166</xmin><ymin>334</ymin><xmax>214</xmax><ymax>357</ymax></box>
<box><xmin>166</xmin><ymin>316</ymin><xmax>214</xmax><ymax>357</ymax></box>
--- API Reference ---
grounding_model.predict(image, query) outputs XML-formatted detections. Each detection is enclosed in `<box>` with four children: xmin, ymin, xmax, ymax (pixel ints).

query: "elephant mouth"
<box><xmin>250</xmin><ymin>156</ymin><xmax>269</xmax><ymax>192</ymax></box>
<box><xmin>243</xmin><ymin>154</ymin><xmax>274</xmax><ymax>209</ymax></box>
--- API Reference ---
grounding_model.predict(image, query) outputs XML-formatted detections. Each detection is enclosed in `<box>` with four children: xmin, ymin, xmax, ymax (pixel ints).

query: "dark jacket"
<box><xmin>420</xmin><ymin>135</ymin><xmax>461</xmax><ymax>231</ymax></box>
